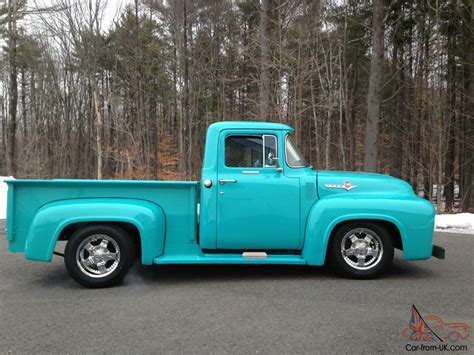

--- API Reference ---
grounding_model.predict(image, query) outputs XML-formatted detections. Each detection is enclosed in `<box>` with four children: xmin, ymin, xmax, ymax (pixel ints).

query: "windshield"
<box><xmin>285</xmin><ymin>134</ymin><xmax>309</xmax><ymax>168</ymax></box>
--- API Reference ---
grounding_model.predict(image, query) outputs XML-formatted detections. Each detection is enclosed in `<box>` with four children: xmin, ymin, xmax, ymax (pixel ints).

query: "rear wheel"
<box><xmin>64</xmin><ymin>224</ymin><xmax>135</xmax><ymax>288</ymax></box>
<box><xmin>328</xmin><ymin>222</ymin><xmax>394</xmax><ymax>279</ymax></box>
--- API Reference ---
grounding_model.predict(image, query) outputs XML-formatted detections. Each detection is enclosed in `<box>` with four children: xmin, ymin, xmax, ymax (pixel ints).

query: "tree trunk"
<box><xmin>460</xmin><ymin>0</ymin><xmax>473</xmax><ymax>212</ymax></box>
<box><xmin>259</xmin><ymin>0</ymin><xmax>271</xmax><ymax>120</ymax></box>
<box><xmin>7</xmin><ymin>0</ymin><xmax>18</xmax><ymax>177</ymax></box>
<box><xmin>363</xmin><ymin>0</ymin><xmax>384</xmax><ymax>172</ymax></box>
<box><xmin>93</xmin><ymin>87</ymin><xmax>103</xmax><ymax>179</ymax></box>
<box><xmin>1</xmin><ymin>82</ymin><xmax>6</xmax><ymax>174</ymax></box>
<box><xmin>183</xmin><ymin>0</ymin><xmax>190</xmax><ymax>179</ymax></box>
<box><xmin>20</xmin><ymin>66</ymin><xmax>27</xmax><ymax>140</ymax></box>
<box><xmin>444</xmin><ymin>1</ymin><xmax>458</xmax><ymax>213</ymax></box>
<box><xmin>389</xmin><ymin>42</ymin><xmax>403</xmax><ymax>178</ymax></box>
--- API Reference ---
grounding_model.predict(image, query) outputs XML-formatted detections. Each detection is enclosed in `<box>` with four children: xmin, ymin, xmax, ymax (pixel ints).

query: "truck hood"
<box><xmin>316</xmin><ymin>171</ymin><xmax>414</xmax><ymax>198</ymax></box>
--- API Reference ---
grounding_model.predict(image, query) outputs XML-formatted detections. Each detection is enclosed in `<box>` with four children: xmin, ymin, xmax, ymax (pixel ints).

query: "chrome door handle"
<box><xmin>219</xmin><ymin>179</ymin><xmax>237</xmax><ymax>185</ymax></box>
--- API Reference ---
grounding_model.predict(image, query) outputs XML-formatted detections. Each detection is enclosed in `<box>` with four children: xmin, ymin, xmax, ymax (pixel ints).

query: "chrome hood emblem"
<box><xmin>325</xmin><ymin>180</ymin><xmax>358</xmax><ymax>191</ymax></box>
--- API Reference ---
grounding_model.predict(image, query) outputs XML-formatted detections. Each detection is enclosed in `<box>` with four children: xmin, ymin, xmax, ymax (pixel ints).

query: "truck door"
<box><xmin>216</xmin><ymin>132</ymin><xmax>301</xmax><ymax>250</ymax></box>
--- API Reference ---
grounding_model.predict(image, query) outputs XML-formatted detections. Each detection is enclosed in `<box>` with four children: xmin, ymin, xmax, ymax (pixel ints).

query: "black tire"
<box><xmin>64</xmin><ymin>224</ymin><xmax>135</xmax><ymax>288</ymax></box>
<box><xmin>328</xmin><ymin>221</ymin><xmax>394</xmax><ymax>279</ymax></box>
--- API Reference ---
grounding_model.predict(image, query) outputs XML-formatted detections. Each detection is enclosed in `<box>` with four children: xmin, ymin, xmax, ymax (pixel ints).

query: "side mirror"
<box><xmin>267</xmin><ymin>152</ymin><xmax>283</xmax><ymax>172</ymax></box>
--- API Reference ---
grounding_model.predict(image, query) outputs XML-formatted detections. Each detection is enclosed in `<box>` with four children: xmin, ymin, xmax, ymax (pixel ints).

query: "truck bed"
<box><xmin>5</xmin><ymin>179</ymin><xmax>198</xmax><ymax>253</ymax></box>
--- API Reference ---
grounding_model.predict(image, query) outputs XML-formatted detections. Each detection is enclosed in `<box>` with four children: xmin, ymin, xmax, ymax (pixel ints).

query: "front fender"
<box><xmin>302</xmin><ymin>195</ymin><xmax>435</xmax><ymax>265</ymax></box>
<box><xmin>25</xmin><ymin>198</ymin><xmax>166</xmax><ymax>265</ymax></box>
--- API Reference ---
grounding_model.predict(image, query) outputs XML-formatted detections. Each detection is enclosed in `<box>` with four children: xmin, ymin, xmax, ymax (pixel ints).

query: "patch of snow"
<box><xmin>435</xmin><ymin>213</ymin><xmax>474</xmax><ymax>234</ymax></box>
<box><xmin>0</xmin><ymin>177</ymin><xmax>14</xmax><ymax>219</ymax></box>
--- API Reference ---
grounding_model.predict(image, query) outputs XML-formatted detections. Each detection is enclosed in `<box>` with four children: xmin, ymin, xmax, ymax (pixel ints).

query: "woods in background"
<box><xmin>0</xmin><ymin>0</ymin><xmax>472</xmax><ymax>212</ymax></box>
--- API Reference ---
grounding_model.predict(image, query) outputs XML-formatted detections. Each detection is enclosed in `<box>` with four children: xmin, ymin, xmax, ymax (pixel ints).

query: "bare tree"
<box><xmin>6</xmin><ymin>0</ymin><xmax>21</xmax><ymax>177</ymax></box>
<box><xmin>259</xmin><ymin>0</ymin><xmax>270</xmax><ymax>120</ymax></box>
<box><xmin>364</xmin><ymin>0</ymin><xmax>384</xmax><ymax>172</ymax></box>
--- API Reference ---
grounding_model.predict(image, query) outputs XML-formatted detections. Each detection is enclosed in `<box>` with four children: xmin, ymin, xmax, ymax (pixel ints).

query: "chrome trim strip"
<box><xmin>242</xmin><ymin>171</ymin><xmax>260</xmax><ymax>174</ymax></box>
<box><xmin>324</xmin><ymin>183</ymin><xmax>358</xmax><ymax>191</ymax></box>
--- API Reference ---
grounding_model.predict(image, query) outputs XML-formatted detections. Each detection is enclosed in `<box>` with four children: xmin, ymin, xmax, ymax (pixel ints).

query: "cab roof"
<box><xmin>208</xmin><ymin>121</ymin><xmax>294</xmax><ymax>132</ymax></box>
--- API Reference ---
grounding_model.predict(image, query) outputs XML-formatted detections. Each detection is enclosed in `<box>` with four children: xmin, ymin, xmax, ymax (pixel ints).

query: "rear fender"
<box><xmin>25</xmin><ymin>198</ymin><xmax>165</xmax><ymax>265</ymax></box>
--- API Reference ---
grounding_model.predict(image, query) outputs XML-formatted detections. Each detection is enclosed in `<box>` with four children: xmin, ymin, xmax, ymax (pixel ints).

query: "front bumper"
<box><xmin>432</xmin><ymin>245</ymin><xmax>445</xmax><ymax>259</ymax></box>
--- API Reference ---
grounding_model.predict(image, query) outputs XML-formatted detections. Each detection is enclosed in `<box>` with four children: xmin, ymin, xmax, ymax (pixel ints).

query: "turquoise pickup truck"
<box><xmin>4</xmin><ymin>121</ymin><xmax>444</xmax><ymax>287</ymax></box>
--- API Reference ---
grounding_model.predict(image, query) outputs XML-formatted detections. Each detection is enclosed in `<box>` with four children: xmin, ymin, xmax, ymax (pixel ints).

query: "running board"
<box><xmin>153</xmin><ymin>253</ymin><xmax>306</xmax><ymax>265</ymax></box>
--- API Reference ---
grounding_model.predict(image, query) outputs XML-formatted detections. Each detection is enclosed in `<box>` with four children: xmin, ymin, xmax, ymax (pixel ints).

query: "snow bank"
<box><xmin>435</xmin><ymin>213</ymin><xmax>474</xmax><ymax>234</ymax></box>
<box><xmin>0</xmin><ymin>176</ymin><xmax>13</xmax><ymax>219</ymax></box>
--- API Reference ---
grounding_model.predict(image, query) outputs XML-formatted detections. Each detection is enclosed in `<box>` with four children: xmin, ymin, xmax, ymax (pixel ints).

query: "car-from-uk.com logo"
<box><xmin>402</xmin><ymin>305</ymin><xmax>470</xmax><ymax>352</ymax></box>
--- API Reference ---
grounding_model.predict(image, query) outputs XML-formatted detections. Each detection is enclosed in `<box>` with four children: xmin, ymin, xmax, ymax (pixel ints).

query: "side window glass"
<box><xmin>264</xmin><ymin>135</ymin><xmax>277</xmax><ymax>167</ymax></box>
<box><xmin>225</xmin><ymin>136</ymin><xmax>263</xmax><ymax>168</ymax></box>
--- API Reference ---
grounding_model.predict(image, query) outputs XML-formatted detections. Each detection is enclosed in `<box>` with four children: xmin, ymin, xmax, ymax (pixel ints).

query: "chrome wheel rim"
<box><xmin>76</xmin><ymin>234</ymin><xmax>120</xmax><ymax>278</ymax></box>
<box><xmin>340</xmin><ymin>228</ymin><xmax>383</xmax><ymax>270</ymax></box>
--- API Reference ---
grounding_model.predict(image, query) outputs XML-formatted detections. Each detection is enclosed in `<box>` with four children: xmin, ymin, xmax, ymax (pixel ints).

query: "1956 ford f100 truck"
<box><xmin>4</xmin><ymin>121</ymin><xmax>445</xmax><ymax>287</ymax></box>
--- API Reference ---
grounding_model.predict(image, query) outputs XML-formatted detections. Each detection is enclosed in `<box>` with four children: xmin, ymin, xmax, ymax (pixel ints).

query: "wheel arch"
<box><xmin>302</xmin><ymin>198</ymin><xmax>407</xmax><ymax>266</ymax></box>
<box><xmin>328</xmin><ymin>219</ymin><xmax>403</xmax><ymax>251</ymax></box>
<box><xmin>24</xmin><ymin>198</ymin><xmax>166</xmax><ymax>265</ymax></box>
<box><xmin>59</xmin><ymin>221</ymin><xmax>142</xmax><ymax>257</ymax></box>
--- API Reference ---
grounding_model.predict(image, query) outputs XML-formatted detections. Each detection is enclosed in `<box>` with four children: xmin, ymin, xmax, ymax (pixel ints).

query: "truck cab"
<box><xmin>200</xmin><ymin>122</ymin><xmax>310</xmax><ymax>251</ymax></box>
<box><xmin>4</xmin><ymin>121</ymin><xmax>443</xmax><ymax>288</ymax></box>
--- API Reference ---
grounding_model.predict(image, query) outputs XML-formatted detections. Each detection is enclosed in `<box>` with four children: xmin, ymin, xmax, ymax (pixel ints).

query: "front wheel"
<box><xmin>64</xmin><ymin>224</ymin><xmax>135</xmax><ymax>288</ymax></box>
<box><xmin>328</xmin><ymin>222</ymin><xmax>394</xmax><ymax>279</ymax></box>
